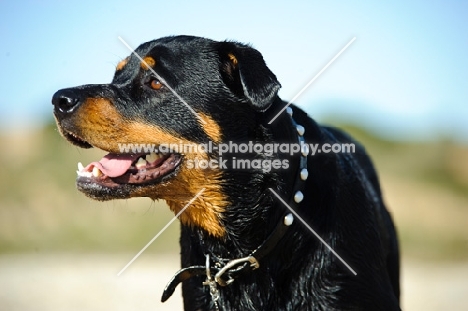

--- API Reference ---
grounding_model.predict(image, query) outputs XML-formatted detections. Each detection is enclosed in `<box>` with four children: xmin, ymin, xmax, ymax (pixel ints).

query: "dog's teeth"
<box><xmin>78</xmin><ymin>162</ymin><xmax>85</xmax><ymax>171</ymax></box>
<box><xmin>135</xmin><ymin>157</ymin><xmax>147</xmax><ymax>169</ymax></box>
<box><xmin>92</xmin><ymin>167</ymin><xmax>102</xmax><ymax>177</ymax></box>
<box><xmin>146</xmin><ymin>152</ymin><xmax>160</xmax><ymax>163</ymax></box>
<box><xmin>77</xmin><ymin>170</ymin><xmax>92</xmax><ymax>178</ymax></box>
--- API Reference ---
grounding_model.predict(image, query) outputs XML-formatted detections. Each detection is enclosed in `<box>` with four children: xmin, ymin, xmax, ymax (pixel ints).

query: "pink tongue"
<box><xmin>85</xmin><ymin>153</ymin><xmax>141</xmax><ymax>178</ymax></box>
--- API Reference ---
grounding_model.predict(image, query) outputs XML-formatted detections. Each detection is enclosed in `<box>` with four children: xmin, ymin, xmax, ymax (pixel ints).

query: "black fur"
<box><xmin>53</xmin><ymin>35</ymin><xmax>400</xmax><ymax>310</ymax></box>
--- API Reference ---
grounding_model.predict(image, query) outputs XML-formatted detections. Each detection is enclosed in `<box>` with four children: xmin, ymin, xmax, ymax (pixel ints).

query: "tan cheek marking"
<box><xmin>116</xmin><ymin>57</ymin><xmax>129</xmax><ymax>71</ymax></box>
<box><xmin>126</xmin><ymin>122</ymin><xmax>227</xmax><ymax>237</ymax></box>
<box><xmin>141</xmin><ymin>56</ymin><xmax>156</xmax><ymax>70</ymax></box>
<box><xmin>165</xmin><ymin>177</ymin><xmax>227</xmax><ymax>238</ymax></box>
<box><xmin>198</xmin><ymin>113</ymin><xmax>222</xmax><ymax>143</ymax></box>
<box><xmin>73</xmin><ymin>99</ymin><xmax>227</xmax><ymax>237</ymax></box>
<box><xmin>74</xmin><ymin>99</ymin><xmax>182</xmax><ymax>152</ymax></box>
<box><xmin>74</xmin><ymin>99</ymin><xmax>128</xmax><ymax>151</ymax></box>
<box><xmin>130</xmin><ymin>158</ymin><xmax>226</xmax><ymax>237</ymax></box>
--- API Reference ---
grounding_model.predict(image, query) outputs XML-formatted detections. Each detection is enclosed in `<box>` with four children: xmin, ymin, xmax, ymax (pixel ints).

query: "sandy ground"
<box><xmin>0</xmin><ymin>254</ymin><xmax>183</xmax><ymax>311</ymax></box>
<box><xmin>0</xmin><ymin>254</ymin><xmax>467</xmax><ymax>310</ymax></box>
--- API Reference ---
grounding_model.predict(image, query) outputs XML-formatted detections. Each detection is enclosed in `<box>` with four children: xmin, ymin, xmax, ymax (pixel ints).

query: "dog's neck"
<box><xmin>201</xmin><ymin>99</ymin><xmax>309</xmax><ymax>254</ymax></box>
<box><xmin>162</xmin><ymin>100</ymin><xmax>310</xmax><ymax>303</ymax></box>
<box><xmin>221</xmin><ymin>100</ymin><xmax>308</xmax><ymax>252</ymax></box>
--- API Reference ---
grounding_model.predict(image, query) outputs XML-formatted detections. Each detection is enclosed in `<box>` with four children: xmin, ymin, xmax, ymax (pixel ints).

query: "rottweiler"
<box><xmin>52</xmin><ymin>35</ymin><xmax>400</xmax><ymax>310</ymax></box>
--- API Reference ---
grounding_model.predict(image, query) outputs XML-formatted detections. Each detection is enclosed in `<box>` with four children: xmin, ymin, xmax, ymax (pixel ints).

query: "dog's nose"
<box><xmin>52</xmin><ymin>89</ymin><xmax>82</xmax><ymax>116</ymax></box>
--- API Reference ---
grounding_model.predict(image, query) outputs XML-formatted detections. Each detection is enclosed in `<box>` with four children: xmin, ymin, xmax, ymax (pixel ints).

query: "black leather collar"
<box><xmin>161</xmin><ymin>106</ymin><xmax>308</xmax><ymax>303</ymax></box>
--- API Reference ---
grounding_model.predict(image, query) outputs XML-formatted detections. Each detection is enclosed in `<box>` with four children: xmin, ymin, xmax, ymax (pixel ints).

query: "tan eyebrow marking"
<box><xmin>116</xmin><ymin>57</ymin><xmax>129</xmax><ymax>71</ymax></box>
<box><xmin>141</xmin><ymin>56</ymin><xmax>156</xmax><ymax>70</ymax></box>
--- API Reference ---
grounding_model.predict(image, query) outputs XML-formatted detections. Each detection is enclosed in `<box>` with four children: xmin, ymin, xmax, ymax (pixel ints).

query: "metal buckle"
<box><xmin>214</xmin><ymin>256</ymin><xmax>260</xmax><ymax>286</ymax></box>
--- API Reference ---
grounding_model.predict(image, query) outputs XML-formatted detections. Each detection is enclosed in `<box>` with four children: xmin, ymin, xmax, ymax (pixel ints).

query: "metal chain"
<box><xmin>202</xmin><ymin>254</ymin><xmax>220</xmax><ymax>311</ymax></box>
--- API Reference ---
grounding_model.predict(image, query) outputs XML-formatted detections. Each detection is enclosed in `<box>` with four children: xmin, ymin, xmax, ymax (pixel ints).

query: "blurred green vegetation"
<box><xmin>340</xmin><ymin>123</ymin><xmax>468</xmax><ymax>261</ymax></box>
<box><xmin>0</xmin><ymin>120</ymin><xmax>467</xmax><ymax>261</ymax></box>
<box><xmin>340</xmin><ymin>124</ymin><xmax>468</xmax><ymax>198</ymax></box>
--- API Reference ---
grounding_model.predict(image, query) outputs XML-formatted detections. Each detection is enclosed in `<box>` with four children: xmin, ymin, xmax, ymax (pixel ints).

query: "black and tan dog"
<box><xmin>52</xmin><ymin>35</ymin><xmax>400</xmax><ymax>310</ymax></box>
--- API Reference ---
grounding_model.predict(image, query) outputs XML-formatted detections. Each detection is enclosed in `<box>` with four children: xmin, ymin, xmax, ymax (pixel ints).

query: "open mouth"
<box><xmin>77</xmin><ymin>152</ymin><xmax>182</xmax><ymax>186</ymax></box>
<box><xmin>66</xmin><ymin>131</ymin><xmax>183</xmax><ymax>187</ymax></box>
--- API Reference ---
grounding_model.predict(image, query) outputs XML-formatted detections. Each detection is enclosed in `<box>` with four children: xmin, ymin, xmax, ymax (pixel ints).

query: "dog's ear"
<box><xmin>218</xmin><ymin>42</ymin><xmax>281</xmax><ymax>111</ymax></box>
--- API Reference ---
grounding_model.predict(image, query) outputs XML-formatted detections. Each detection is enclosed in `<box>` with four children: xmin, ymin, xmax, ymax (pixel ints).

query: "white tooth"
<box><xmin>146</xmin><ymin>152</ymin><xmax>160</xmax><ymax>163</ymax></box>
<box><xmin>78</xmin><ymin>162</ymin><xmax>85</xmax><ymax>171</ymax></box>
<box><xmin>77</xmin><ymin>170</ymin><xmax>92</xmax><ymax>178</ymax></box>
<box><xmin>135</xmin><ymin>157</ymin><xmax>147</xmax><ymax>169</ymax></box>
<box><xmin>92</xmin><ymin>167</ymin><xmax>102</xmax><ymax>177</ymax></box>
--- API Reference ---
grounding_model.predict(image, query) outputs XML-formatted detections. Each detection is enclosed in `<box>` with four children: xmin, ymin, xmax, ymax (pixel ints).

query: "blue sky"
<box><xmin>1</xmin><ymin>0</ymin><xmax>467</xmax><ymax>141</ymax></box>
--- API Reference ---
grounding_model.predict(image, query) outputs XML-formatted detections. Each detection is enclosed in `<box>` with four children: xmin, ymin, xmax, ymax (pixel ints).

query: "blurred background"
<box><xmin>1</xmin><ymin>0</ymin><xmax>467</xmax><ymax>310</ymax></box>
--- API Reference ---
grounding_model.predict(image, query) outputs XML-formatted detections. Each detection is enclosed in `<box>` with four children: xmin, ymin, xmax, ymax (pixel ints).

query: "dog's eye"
<box><xmin>149</xmin><ymin>79</ymin><xmax>163</xmax><ymax>90</ymax></box>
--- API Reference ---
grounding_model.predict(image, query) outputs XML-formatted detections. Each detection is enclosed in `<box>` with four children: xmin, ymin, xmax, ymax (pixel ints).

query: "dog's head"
<box><xmin>52</xmin><ymin>36</ymin><xmax>282</xmax><ymax>237</ymax></box>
